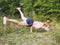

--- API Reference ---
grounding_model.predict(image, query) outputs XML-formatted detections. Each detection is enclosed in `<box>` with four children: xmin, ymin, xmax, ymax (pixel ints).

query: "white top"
<box><xmin>33</xmin><ymin>21</ymin><xmax>44</xmax><ymax>29</ymax></box>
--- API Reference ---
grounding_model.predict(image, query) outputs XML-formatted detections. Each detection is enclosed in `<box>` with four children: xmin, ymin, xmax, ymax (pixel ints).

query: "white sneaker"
<box><xmin>3</xmin><ymin>16</ymin><xmax>7</xmax><ymax>25</ymax></box>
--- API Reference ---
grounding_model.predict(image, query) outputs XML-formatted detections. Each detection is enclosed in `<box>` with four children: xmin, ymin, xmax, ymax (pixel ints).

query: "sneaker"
<box><xmin>3</xmin><ymin>16</ymin><xmax>7</xmax><ymax>25</ymax></box>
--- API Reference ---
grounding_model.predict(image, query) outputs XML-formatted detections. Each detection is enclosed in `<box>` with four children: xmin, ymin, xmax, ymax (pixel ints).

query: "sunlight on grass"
<box><xmin>0</xmin><ymin>16</ymin><xmax>60</xmax><ymax>45</ymax></box>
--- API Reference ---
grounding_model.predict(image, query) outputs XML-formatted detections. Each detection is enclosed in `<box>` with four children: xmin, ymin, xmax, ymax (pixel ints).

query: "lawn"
<box><xmin>0</xmin><ymin>16</ymin><xmax>60</xmax><ymax>45</ymax></box>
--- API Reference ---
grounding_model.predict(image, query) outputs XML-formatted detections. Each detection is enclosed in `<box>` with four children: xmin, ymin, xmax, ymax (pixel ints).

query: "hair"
<box><xmin>46</xmin><ymin>20</ymin><xmax>50</xmax><ymax>23</ymax></box>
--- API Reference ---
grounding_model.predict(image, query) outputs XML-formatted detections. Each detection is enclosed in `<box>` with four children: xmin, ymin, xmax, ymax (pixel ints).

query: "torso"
<box><xmin>32</xmin><ymin>21</ymin><xmax>44</xmax><ymax>29</ymax></box>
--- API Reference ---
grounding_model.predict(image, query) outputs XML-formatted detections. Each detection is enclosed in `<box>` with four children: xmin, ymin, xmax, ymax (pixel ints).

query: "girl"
<box><xmin>3</xmin><ymin>7</ymin><xmax>50</xmax><ymax>32</ymax></box>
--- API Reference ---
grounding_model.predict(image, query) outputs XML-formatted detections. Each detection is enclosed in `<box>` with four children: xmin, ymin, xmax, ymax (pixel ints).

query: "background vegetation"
<box><xmin>0</xmin><ymin>0</ymin><xmax>60</xmax><ymax>45</ymax></box>
<box><xmin>0</xmin><ymin>0</ymin><xmax>60</xmax><ymax>21</ymax></box>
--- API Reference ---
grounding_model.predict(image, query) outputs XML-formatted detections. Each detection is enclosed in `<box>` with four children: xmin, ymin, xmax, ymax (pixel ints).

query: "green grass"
<box><xmin>0</xmin><ymin>16</ymin><xmax>60</xmax><ymax>45</ymax></box>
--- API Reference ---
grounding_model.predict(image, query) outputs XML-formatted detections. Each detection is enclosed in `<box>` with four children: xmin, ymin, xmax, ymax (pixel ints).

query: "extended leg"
<box><xmin>3</xmin><ymin>16</ymin><xmax>28</xmax><ymax>26</ymax></box>
<box><xmin>16</xmin><ymin>7</ymin><xmax>27</xmax><ymax>22</ymax></box>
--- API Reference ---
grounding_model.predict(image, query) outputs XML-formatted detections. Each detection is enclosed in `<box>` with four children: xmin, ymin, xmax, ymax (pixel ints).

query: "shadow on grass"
<box><xmin>32</xmin><ymin>29</ymin><xmax>47</xmax><ymax>33</ymax></box>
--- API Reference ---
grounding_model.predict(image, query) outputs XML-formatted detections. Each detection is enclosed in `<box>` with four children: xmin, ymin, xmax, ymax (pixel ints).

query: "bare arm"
<box><xmin>30</xmin><ymin>26</ymin><xmax>33</xmax><ymax>32</ymax></box>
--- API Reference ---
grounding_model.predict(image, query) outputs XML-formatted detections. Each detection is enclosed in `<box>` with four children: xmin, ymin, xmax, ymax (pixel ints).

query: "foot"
<box><xmin>3</xmin><ymin>16</ymin><xmax>7</xmax><ymax>25</ymax></box>
<box><xmin>16</xmin><ymin>7</ymin><xmax>21</xmax><ymax>10</ymax></box>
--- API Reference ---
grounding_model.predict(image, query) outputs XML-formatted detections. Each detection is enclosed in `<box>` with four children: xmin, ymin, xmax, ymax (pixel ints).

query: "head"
<box><xmin>43</xmin><ymin>20</ymin><xmax>51</xmax><ymax>31</ymax></box>
<box><xmin>44</xmin><ymin>20</ymin><xmax>50</xmax><ymax>26</ymax></box>
<box><xmin>46</xmin><ymin>20</ymin><xmax>50</xmax><ymax>23</ymax></box>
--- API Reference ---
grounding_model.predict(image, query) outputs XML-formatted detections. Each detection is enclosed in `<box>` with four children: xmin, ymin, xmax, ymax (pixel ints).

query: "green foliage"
<box><xmin>0</xmin><ymin>0</ymin><xmax>20</xmax><ymax>15</ymax></box>
<box><xmin>0</xmin><ymin>0</ymin><xmax>60</xmax><ymax>22</ymax></box>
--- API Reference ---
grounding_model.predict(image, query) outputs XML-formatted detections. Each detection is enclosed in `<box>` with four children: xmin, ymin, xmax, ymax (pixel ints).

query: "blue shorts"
<box><xmin>26</xmin><ymin>18</ymin><xmax>34</xmax><ymax>26</ymax></box>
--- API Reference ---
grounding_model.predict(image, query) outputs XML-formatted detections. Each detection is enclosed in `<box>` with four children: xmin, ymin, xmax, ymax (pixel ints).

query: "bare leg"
<box><xmin>16</xmin><ymin>7</ymin><xmax>27</xmax><ymax>22</ymax></box>
<box><xmin>7</xmin><ymin>18</ymin><xmax>20</xmax><ymax>25</ymax></box>
<box><xmin>3</xmin><ymin>16</ymin><xmax>28</xmax><ymax>26</ymax></box>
